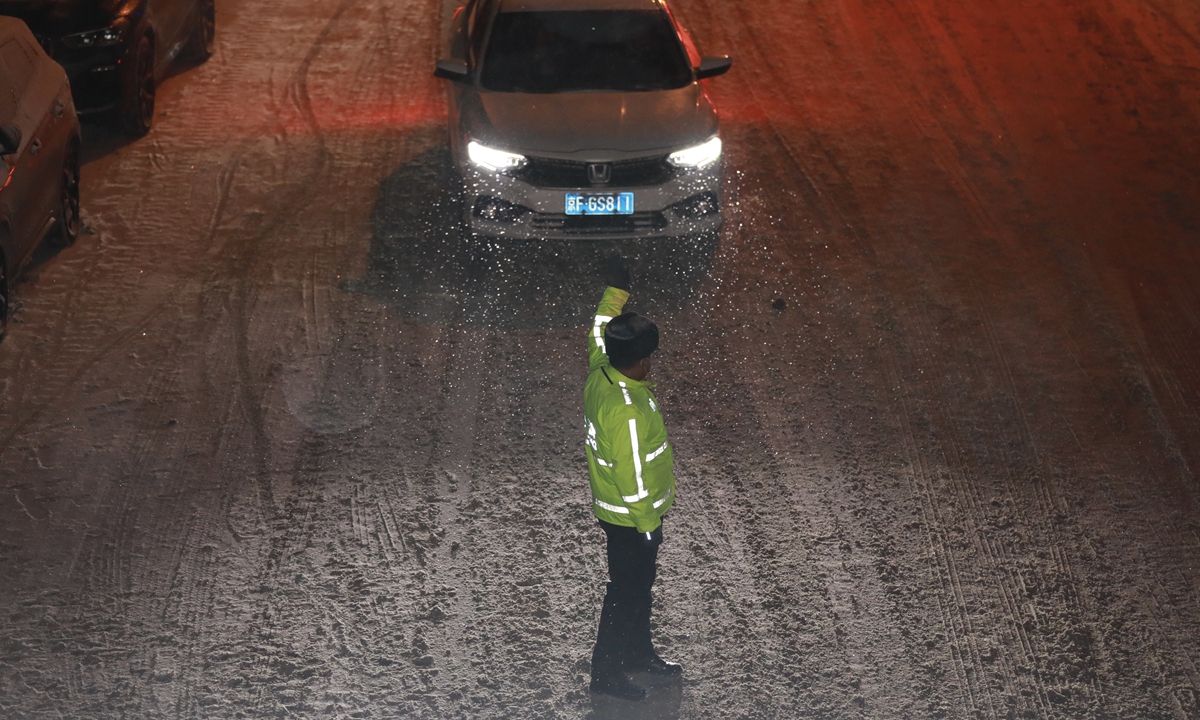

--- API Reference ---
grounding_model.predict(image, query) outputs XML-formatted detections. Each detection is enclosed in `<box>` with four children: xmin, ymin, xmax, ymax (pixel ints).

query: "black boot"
<box><xmin>589</xmin><ymin>673</ymin><xmax>646</xmax><ymax>701</ymax></box>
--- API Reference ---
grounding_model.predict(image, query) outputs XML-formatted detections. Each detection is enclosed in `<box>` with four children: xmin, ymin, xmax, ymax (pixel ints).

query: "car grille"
<box><xmin>529</xmin><ymin>212</ymin><xmax>668</xmax><ymax>235</ymax></box>
<box><xmin>514</xmin><ymin>156</ymin><xmax>677</xmax><ymax>188</ymax></box>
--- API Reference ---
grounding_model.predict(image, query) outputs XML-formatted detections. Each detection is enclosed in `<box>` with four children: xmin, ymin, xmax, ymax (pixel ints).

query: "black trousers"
<box><xmin>591</xmin><ymin>519</ymin><xmax>663</xmax><ymax>678</ymax></box>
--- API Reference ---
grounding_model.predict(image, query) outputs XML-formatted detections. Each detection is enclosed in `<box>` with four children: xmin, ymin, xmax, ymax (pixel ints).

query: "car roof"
<box><xmin>0</xmin><ymin>17</ymin><xmax>44</xmax><ymax>65</ymax></box>
<box><xmin>497</xmin><ymin>0</ymin><xmax>665</xmax><ymax>13</ymax></box>
<box><xmin>0</xmin><ymin>15</ymin><xmax>38</xmax><ymax>43</ymax></box>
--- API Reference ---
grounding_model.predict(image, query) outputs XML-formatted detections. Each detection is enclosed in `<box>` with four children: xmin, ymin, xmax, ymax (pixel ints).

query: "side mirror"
<box><xmin>0</xmin><ymin>124</ymin><xmax>21</xmax><ymax>155</ymax></box>
<box><xmin>434</xmin><ymin>59</ymin><xmax>470</xmax><ymax>83</ymax></box>
<box><xmin>695</xmin><ymin>56</ymin><xmax>732</xmax><ymax>80</ymax></box>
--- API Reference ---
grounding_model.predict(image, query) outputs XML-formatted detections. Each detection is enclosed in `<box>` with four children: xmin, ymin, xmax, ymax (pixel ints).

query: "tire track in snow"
<box><xmin>16</xmin><ymin>328</ymin><xmax>196</xmax><ymax>713</ymax></box>
<box><xmin>690</xmin><ymin>0</ymin><xmax>1125</xmax><ymax>714</ymax></box>
<box><xmin>680</xmin><ymin>0</ymin><xmax>991</xmax><ymax>712</ymax></box>
<box><xmin>161</xmin><ymin>0</ymin><xmax>444</xmax><ymax>713</ymax></box>
<box><xmin>412</xmin><ymin>323</ymin><xmax>485</xmax><ymax>691</ymax></box>
<box><xmin>7</xmin><ymin>0</ymin><xmax>385</xmax><ymax>714</ymax></box>
<box><xmin>169</xmin><ymin>0</ymin><xmax>452</xmax><ymax>711</ymax></box>
<box><xmin>676</xmin><ymin>1</ymin><xmax>964</xmax><ymax>715</ymax></box>
<box><xmin>146</xmin><ymin>1</ymin><xmax>368</xmax><ymax>711</ymax></box>
<box><xmin>912</xmin><ymin>4</ymin><xmax>1200</xmax><ymax>712</ymax></box>
<box><xmin>0</xmin><ymin>0</ymin><xmax>349</xmax><ymax>466</ymax></box>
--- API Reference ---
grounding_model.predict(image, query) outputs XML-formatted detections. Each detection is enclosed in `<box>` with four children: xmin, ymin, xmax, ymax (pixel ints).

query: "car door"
<box><xmin>0</xmin><ymin>35</ymin><xmax>53</xmax><ymax>261</ymax></box>
<box><xmin>0</xmin><ymin>46</ymin><xmax>24</xmax><ymax>258</ymax></box>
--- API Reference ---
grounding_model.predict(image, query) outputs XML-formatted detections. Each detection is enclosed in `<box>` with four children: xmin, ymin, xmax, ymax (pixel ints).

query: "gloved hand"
<box><xmin>604</xmin><ymin>255</ymin><xmax>631</xmax><ymax>292</ymax></box>
<box><xmin>640</xmin><ymin>525</ymin><xmax>663</xmax><ymax>548</ymax></box>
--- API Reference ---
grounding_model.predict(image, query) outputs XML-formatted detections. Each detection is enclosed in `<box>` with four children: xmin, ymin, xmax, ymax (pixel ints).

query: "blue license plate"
<box><xmin>565</xmin><ymin>192</ymin><xmax>634</xmax><ymax>215</ymax></box>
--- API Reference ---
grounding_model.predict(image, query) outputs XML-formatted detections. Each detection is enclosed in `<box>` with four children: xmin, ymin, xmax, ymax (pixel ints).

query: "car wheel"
<box><xmin>53</xmin><ymin>141</ymin><xmax>81</xmax><ymax>248</ymax></box>
<box><xmin>0</xmin><ymin>254</ymin><xmax>8</xmax><ymax>343</ymax></box>
<box><xmin>121</xmin><ymin>34</ymin><xmax>156</xmax><ymax>137</ymax></box>
<box><xmin>183</xmin><ymin>0</ymin><xmax>215</xmax><ymax>63</ymax></box>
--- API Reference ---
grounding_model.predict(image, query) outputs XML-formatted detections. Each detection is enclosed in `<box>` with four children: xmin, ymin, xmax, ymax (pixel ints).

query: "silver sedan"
<box><xmin>436</xmin><ymin>0</ymin><xmax>731</xmax><ymax>240</ymax></box>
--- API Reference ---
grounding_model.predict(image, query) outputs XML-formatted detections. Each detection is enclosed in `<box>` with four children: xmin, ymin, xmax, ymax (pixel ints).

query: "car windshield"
<box><xmin>480</xmin><ymin>10</ymin><xmax>692</xmax><ymax>93</ymax></box>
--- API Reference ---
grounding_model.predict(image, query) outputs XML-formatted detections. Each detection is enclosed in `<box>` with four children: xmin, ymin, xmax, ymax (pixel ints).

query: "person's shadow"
<box><xmin>587</xmin><ymin>674</ymin><xmax>683</xmax><ymax>720</ymax></box>
<box><xmin>350</xmin><ymin>144</ymin><xmax>719</xmax><ymax>329</ymax></box>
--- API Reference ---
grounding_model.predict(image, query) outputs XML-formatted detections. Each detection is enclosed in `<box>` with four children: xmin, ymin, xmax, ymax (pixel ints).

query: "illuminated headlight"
<box><xmin>62</xmin><ymin>26</ymin><xmax>124</xmax><ymax>49</ymax></box>
<box><xmin>467</xmin><ymin>141</ymin><xmax>527</xmax><ymax>172</ymax></box>
<box><xmin>668</xmin><ymin>137</ymin><xmax>722</xmax><ymax>169</ymax></box>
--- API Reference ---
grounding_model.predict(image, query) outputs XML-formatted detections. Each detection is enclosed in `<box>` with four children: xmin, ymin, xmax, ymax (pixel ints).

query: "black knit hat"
<box><xmin>604</xmin><ymin>312</ymin><xmax>659</xmax><ymax>368</ymax></box>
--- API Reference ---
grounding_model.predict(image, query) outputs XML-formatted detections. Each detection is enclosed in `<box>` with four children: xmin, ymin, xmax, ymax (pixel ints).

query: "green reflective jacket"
<box><xmin>583</xmin><ymin>286</ymin><xmax>676</xmax><ymax>532</ymax></box>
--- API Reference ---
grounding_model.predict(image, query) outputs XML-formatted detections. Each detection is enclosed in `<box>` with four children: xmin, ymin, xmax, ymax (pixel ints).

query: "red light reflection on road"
<box><xmin>310</xmin><ymin>93</ymin><xmax>447</xmax><ymax>133</ymax></box>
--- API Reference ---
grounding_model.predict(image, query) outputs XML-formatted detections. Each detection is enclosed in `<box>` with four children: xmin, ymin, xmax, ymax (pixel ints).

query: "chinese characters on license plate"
<box><xmin>565</xmin><ymin>192</ymin><xmax>635</xmax><ymax>215</ymax></box>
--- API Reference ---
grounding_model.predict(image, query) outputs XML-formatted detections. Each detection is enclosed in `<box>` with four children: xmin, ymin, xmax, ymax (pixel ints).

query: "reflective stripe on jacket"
<box><xmin>583</xmin><ymin>286</ymin><xmax>676</xmax><ymax>532</ymax></box>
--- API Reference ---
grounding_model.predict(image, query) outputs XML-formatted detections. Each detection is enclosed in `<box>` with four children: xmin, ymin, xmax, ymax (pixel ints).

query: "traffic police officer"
<box><xmin>584</xmin><ymin>258</ymin><xmax>682</xmax><ymax>701</ymax></box>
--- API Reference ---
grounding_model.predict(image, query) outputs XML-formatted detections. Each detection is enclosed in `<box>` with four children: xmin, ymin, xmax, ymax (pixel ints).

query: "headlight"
<box><xmin>467</xmin><ymin>141</ymin><xmax>527</xmax><ymax>172</ymax></box>
<box><xmin>668</xmin><ymin>137</ymin><xmax>722</xmax><ymax>169</ymax></box>
<box><xmin>62</xmin><ymin>26</ymin><xmax>124</xmax><ymax>49</ymax></box>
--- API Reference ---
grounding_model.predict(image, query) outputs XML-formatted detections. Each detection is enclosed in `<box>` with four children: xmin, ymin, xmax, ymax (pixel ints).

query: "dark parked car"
<box><xmin>1</xmin><ymin>16</ymin><xmax>81</xmax><ymax>341</ymax></box>
<box><xmin>0</xmin><ymin>0</ymin><xmax>215</xmax><ymax>136</ymax></box>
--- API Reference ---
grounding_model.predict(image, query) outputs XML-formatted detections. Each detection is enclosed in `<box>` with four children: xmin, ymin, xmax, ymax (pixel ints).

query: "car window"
<box><xmin>0</xmin><ymin>39</ymin><xmax>35</xmax><ymax>98</ymax></box>
<box><xmin>0</xmin><ymin>38</ymin><xmax>35</xmax><ymax>125</ymax></box>
<box><xmin>479</xmin><ymin>10</ymin><xmax>692</xmax><ymax>93</ymax></box>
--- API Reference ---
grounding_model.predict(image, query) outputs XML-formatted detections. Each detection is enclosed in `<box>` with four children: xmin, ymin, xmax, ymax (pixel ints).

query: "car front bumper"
<box><xmin>42</xmin><ymin>41</ymin><xmax>125</xmax><ymax>115</ymax></box>
<box><xmin>63</xmin><ymin>62</ymin><xmax>123</xmax><ymax>114</ymax></box>
<box><xmin>459</xmin><ymin>160</ymin><xmax>724</xmax><ymax>240</ymax></box>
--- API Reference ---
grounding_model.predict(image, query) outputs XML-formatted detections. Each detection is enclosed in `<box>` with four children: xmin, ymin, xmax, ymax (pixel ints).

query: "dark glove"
<box><xmin>604</xmin><ymin>255</ymin><xmax>631</xmax><ymax>291</ymax></box>
<box><xmin>640</xmin><ymin>525</ymin><xmax>663</xmax><ymax>548</ymax></box>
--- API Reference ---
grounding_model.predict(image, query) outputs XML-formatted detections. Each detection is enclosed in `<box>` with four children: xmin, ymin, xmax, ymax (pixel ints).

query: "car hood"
<box><xmin>470</xmin><ymin>85</ymin><xmax>718</xmax><ymax>158</ymax></box>
<box><xmin>0</xmin><ymin>0</ymin><xmax>125</xmax><ymax>37</ymax></box>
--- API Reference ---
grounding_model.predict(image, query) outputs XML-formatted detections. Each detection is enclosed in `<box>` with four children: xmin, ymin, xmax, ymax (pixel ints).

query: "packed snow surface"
<box><xmin>2</xmin><ymin>0</ymin><xmax>1200</xmax><ymax>717</ymax></box>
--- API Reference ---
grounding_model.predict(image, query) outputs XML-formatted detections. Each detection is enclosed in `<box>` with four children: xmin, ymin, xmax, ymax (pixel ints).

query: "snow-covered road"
<box><xmin>3</xmin><ymin>0</ymin><xmax>1199</xmax><ymax>717</ymax></box>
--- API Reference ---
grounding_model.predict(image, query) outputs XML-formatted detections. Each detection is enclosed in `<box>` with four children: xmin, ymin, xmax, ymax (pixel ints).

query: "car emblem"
<box><xmin>587</xmin><ymin>163</ymin><xmax>611</xmax><ymax>185</ymax></box>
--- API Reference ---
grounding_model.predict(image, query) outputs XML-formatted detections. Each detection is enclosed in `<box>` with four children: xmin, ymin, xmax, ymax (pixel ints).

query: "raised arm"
<box><xmin>587</xmin><ymin>257</ymin><xmax>632</xmax><ymax>372</ymax></box>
